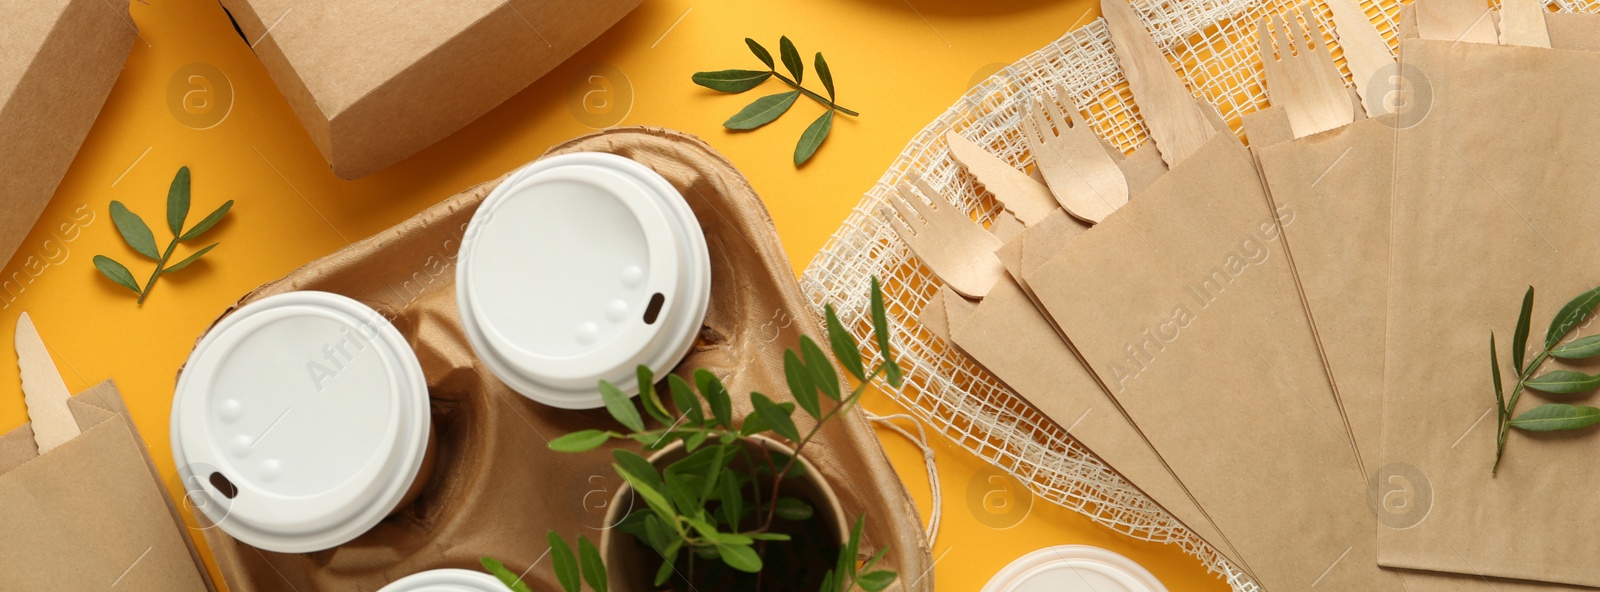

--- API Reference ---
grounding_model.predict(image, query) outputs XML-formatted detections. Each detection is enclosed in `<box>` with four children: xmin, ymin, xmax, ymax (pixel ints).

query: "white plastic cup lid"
<box><xmin>981</xmin><ymin>545</ymin><xmax>1169</xmax><ymax>592</ymax></box>
<box><xmin>170</xmin><ymin>291</ymin><xmax>431</xmax><ymax>553</ymax></box>
<box><xmin>378</xmin><ymin>569</ymin><xmax>508</xmax><ymax>592</ymax></box>
<box><xmin>456</xmin><ymin>152</ymin><xmax>711</xmax><ymax>409</ymax></box>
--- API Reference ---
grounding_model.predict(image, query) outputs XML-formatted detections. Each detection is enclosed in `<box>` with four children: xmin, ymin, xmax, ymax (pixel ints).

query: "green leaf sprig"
<box><xmin>94</xmin><ymin>166</ymin><xmax>233</xmax><ymax>304</ymax></box>
<box><xmin>509</xmin><ymin>277</ymin><xmax>902</xmax><ymax>592</ymax></box>
<box><xmin>1490</xmin><ymin>284</ymin><xmax>1600</xmax><ymax>474</ymax></box>
<box><xmin>692</xmin><ymin>37</ymin><xmax>857</xmax><ymax>166</ymax></box>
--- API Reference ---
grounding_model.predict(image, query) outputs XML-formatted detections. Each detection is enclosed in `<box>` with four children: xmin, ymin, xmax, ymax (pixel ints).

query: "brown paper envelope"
<box><xmin>0</xmin><ymin>381</ymin><xmax>213</xmax><ymax>591</ymax></box>
<box><xmin>1024</xmin><ymin>130</ymin><xmax>1402</xmax><ymax>590</ymax></box>
<box><xmin>1254</xmin><ymin>116</ymin><xmax>1397</xmax><ymax>471</ymax></box>
<box><xmin>1380</xmin><ymin>39</ymin><xmax>1600</xmax><ymax>587</ymax></box>
<box><xmin>951</xmin><ymin>275</ymin><xmax>1250</xmax><ymax>571</ymax></box>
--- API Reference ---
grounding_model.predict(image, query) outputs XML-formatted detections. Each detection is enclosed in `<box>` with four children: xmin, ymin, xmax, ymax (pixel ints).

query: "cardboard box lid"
<box><xmin>223</xmin><ymin>0</ymin><xmax>642</xmax><ymax>179</ymax></box>
<box><xmin>0</xmin><ymin>0</ymin><xmax>135</xmax><ymax>270</ymax></box>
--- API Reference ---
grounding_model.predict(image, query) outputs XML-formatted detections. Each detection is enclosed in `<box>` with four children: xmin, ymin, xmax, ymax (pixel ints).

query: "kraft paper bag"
<box><xmin>1379</xmin><ymin>38</ymin><xmax>1600</xmax><ymax>587</ymax></box>
<box><xmin>196</xmin><ymin>127</ymin><xmax>934</xmax><ymax>590</ymax></box>
<box><xmin>0</xmin><ymin>381</ymin><xmax>213</xmax><ymax>591</ymax></box>
<box><xmin>1249</xmin><ymin>111</ymin><xmax>1394</xmax><ymax>471</ymax></box>
<box><xmin>1024</xmin><ymin>120</ymin><xmax>1405</xmax><ymax>590</ymax></box>
<box><xmin>945</xmin><ymin>143</ymin><xmax>1252</xmax><ymax>570</ymax></box>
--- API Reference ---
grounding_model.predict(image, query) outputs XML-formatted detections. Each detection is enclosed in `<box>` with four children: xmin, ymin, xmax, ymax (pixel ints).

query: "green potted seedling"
<box><xmin>484</xmin><ymin>278</ymin><xmax>903</xmax><ymax>592</ymax></box>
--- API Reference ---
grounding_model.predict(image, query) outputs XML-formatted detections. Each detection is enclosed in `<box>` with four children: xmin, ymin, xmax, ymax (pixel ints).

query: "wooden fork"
<box><xmin>1258</xmin><ymin>5</ymin><xmax>1354</xmax><ymax>139</ymax></box>
<box><xmin>881</xmin><ymin>171</ymin><xmax>1006</xmax><ymax>298</ymax></box>
<box><xmin>1021</xmin><ymin>83</ymin><xmax>1129</xmax><ymax>224</ymax></box>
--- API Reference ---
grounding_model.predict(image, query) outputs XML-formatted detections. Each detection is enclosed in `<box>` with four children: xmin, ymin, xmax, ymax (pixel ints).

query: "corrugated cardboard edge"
<box><xmin>0</xmin><ymin>0</ymin><xmax>134</xmax><ymax>269</ymax></box>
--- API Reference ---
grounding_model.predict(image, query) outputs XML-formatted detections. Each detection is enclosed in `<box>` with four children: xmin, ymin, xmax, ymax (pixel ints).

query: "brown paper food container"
<box><xmin>196</xmin><ymin>127</ymin><xmax>934</xmax><ymax>590</ymax></box>
<box><xmin>219</xmin><ymin>0</ymin><xmax>641</xmax><ymax>179</ymax></box>
<box><xmin>0</xmin><ymin>0</ymin><xmax>134</xmax><ymax>268</ymax></box>
<box><xmin>0</xmin><ymin>381</ymin><xmax>213</xmax><ymax>591</ymax></box>
<box><xmin>1379</xmin><ymin>38</ymin><xmax>1600</xmax><ymax>588</ymax></box>
<box><xmin>1023</xmin><ymin>122</ymin><xmax>1411</xmax><ymax>590</ymax></box>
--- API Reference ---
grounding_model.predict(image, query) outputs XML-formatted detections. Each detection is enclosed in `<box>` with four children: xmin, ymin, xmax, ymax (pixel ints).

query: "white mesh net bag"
<box><xmin>799</xmin><ymin>0</ymin><xmax>1600</xmax><ymax>589</ymax></box>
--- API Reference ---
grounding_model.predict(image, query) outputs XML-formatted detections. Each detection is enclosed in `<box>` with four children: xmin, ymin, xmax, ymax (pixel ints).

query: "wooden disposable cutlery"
<box><xmin>1258</xmin><ymin>5</ymin><xmax>1355</xmax><ymax>139</ymax></box>
<box><xmin>1101</xmin><ymin>0</ymin><xmax>1216</xmax><ymax>167</ymax></box>
<box><xmin>1323</xmin><ymin>0</ymin><xmax>1393</xmax><ymax>116</ymax></box>
<box><xmin>1021</xmin><ymin>85</ymin><xmax>1130</xmax><ymax>224</ymax></box>
<box><xmin>1498</xmin><ymin>0</ymin><xmax>1552</xmax><ymax>47</ymax></box>
<box><xmin>945</xmin><ymin>131</ymin><xmax>1061</xmax><ymax>226</ymax></box>
<box><xmin>1414</xmin><ymin>0</ymin><xmax>1498</xmax><ymax>43</ymax></box>
<box><xmin>882</xmin><ymin>171</ymin><xmax>1006</xmax><ymax>298</ymax></box>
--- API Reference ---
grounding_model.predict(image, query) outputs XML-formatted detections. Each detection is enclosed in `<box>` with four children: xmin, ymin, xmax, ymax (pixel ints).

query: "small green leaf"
<box><xmin>1491</xmin><ymin>333</ymin><xmax>1505</xmax><ymax>425</ymax></box>
<box><xmin>801</xmin><ymin>336</ymin><xmax>841</xmax><ymax>401</ymax></box>
<box><xmin>1550</xmin><ymin>334</ymin><xmax>1600</xmax><ymax>359</ymax></box>
<box><xmin>1510</xmin><ymin>404</ymin><xmax>1600</xmax><ymax>432</ymax></box>
<box><xmin>481</xmin><ymin>557</ymin><xmax>535</xmax><ymax>592</ymax></box>
<box><xmin>845</xmin><ymin>515</ymin><xmax>865</xmax><ymax>571</ymax></box>
<box><xmin>578</xmin><ymin>536</ymin><xmax>609</xmax><ymax>592</ymax></box>
<box><xmin>599</xmin><ymin>380</ymin><xmax>645</xmax><ymax>432</ymax></box>
<box><xmin>668</xmin><ymin>374</ymin><xmax>705</xmax><ymax>425</ymax></box>
<box><xmin>1546</xmin><ymin>284</ymin><xmax>1600</xmax><ymax>349</ymax></box>
<box><xmin>180</xmin><ymin>200</ymin><xmax>233</xmax><ymax>241</ymax></box>
<box><xmin>1513</xmin><ymin>286</ymin><xmax>1533</xmax><ymax>373</ymax></box>
<box><xmin>694</xmin><ymin>369</ymin><xmax>735</xmax><ymax>429</ymax></box>
<box><xmin>773</xmin><ymin>497</ymin><xmax>813</xmax><ymax>521</ymax></box>
<box><xmin>717</xmin><ymin>542</ymin><xmax>762</xmax><ymax>573</ymax></box>
<box><xmin>615</xmin><ymin>463</ymin><xmax>677</xmax><ymax>518</ymax></box>
<box><xmin>637</xmin><ymin>365</ymin><xmax>670</xmax><ymax>424</ymax></box>
<box><xmin>653</xmin><ymin>545</ymin><xmax>678</xmax><ymax>586</ymax></box>
<box><xmin>684</xmin><ymin>429</ymin><xmax>709</xmax><ymax>451</ymax></box>
<box><xmin>162</xmin><ymin>243</ymin><xmax>217</xmax><ymax>274</ymax></box>
<box><xmin>691</xmin><ymin>69</ymin><xmax>773</xmax><ymax>93</ymax></box>
<box><xmin>825</xmin><ymin>304</ymin><xmax>865</xmax><ymax>381</ymax></box>
<box><xmin>870</xmin><ymin>277</ymin><xmax>903</xmax><ymax>387</ymax></box>
<box><xmin>751</xmin><ymin>392</ymin><xmax>801</xmax><ymax>442</ymax></box>
<box><xmin>613</xmin><ymin>449</ymin><xmax>662</xmax><ymax>491</ymax></box>
<box><xmin>93</xmin><ymin>256</ymin><xmax>141</xmax><ymax>295</ymax></box>
<box><xmin>784</xmin><ymin>349</ymin><xmax>821</xmax><ymax>419</ymax></box>
<box><xmin>718</xmin><ymin>473</ymin><xmax>742</xmax><ymax>528</ymax></box>
<box><xmin>547</xmin><ymin>532</ymin><xmax>581</xmax><ymax>592</ymax></box>
<box><xmin>858</xmin><ymin>571</ymin><xmax>898</xmax><ymax>591</ymax></box>
<box><xmin>746</xmin><ymin>38</ymin><xmax>775</xmax><ymax>69</ymax></box>
<box><xmin>1525</xmin><ymin>370</ymin><xmax>1600</xmax><ymax>394</ymax></box>
<box><xmin>110</xmin><ymin>201</ymin><xmax>159</xmax><ymax>260</ymax></box>
<box><xmin>815</xmin><ymin>52</ymin><xmax>835</xmax><ymax>101</ymax></box>
<box><xmin>778</xmin><ymin>36</ymin><xmax>803</xmax><ymax>83</ymax></box>
<box><xmin>794</xmin><ymin>109</ymin><xmax>834</xmax><ymax>166</ymax></box>
<box><xmin>746</xmin><ymin>532</ymin><xmax>790</xmax><ymax>541</ymax></box>
<box><xmin>549</xmin><ymin>429</ymin><xmax>614</xmax><ymax>452</ymax></box>
<box><xmin>724</xmin><ymin>91</ymin><xmax>800</xmax><ymax>130</ymax></box>
<box><xmin>167</xmin><ymin>166</ymin><xmax>191</xmax><ymax>235</ymax></box>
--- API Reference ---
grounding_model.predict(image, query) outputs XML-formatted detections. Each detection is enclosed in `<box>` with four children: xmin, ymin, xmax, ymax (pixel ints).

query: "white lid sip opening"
<box><xmin>170</xmin><ymin>291</ymin><xmax>432</xmax><ymax>553</ymax></box>
<box><xmin>456</xmin><ymin>152</ymin><xmax>712</xmax><ymax>409</ymax></box>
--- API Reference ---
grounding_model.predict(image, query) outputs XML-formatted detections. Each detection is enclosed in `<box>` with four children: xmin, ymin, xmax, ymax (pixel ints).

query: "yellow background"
<box><xmin>0</xmin><ymin>0</ymin><xmax>1230</xmax><ymax>590</ymax></box>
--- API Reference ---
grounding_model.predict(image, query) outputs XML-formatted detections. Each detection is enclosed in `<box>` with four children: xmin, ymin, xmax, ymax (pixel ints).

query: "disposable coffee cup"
<box><xmin>456</xmin><ymin>152</ymin><xmax>712</xmax><ymax>409</ymax></box>
<box><xmin>171</xmin><ymin>291</ymin><xmax>434</xmax><ymax>553</ymax></box>
<box><xmin>378</xmin><ymin>569</ymin><xmax>507</xmax><ymax>592</ymax></box>
<box><xmin>980</xmin><ymin>545</ymin><xmax>1168</xmax><ymax>592</ymax></box>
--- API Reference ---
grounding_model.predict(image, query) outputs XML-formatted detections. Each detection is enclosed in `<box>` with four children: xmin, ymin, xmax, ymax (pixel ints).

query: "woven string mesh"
<box><xmin>799</xmin><ymin>1</ymin><xmax>1600</xmax><ymax>589</ymax></box>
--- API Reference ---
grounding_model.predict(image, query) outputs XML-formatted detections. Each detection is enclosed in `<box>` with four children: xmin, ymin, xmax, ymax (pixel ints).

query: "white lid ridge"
<box><xmin>170</xmin><ymin>291</ymin><xmax>432</xmax><ymax>553</ymax></box>
<box><xmin>457</xmin><ymin>152</ymin><xmax>711</xmax><ymax>409</ymax></box>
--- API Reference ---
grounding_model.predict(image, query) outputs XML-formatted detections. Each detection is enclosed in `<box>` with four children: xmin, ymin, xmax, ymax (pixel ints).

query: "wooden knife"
<box><xmin>1324</xmin><ymin>0</ymin><xmax>1395</xmax><ymax>117</ymax></box>
<box><xmin>945</xmin><ymin>131</ymin><xmax>1060</xmax><ymax>226</ymax></box>
<box><xmin>1100</xmin><ymin>0</ymin><xmax>1215</xmax><ymax>167</ymax></box>
<box><xmin>17</xmin><ymin>312</ymin><xmax>79</xmax><ymax>454</ymax></box>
